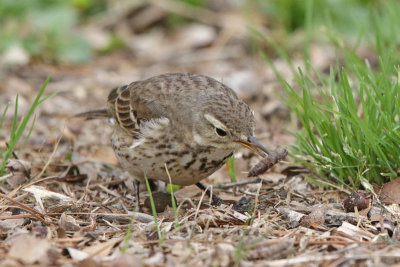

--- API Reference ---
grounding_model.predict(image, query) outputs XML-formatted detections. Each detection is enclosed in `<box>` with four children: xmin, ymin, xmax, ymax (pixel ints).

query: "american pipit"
<box><xmin>78</xmin><ymin>73</ymin><xmax>270</xmax><ymax>205</ymax></box>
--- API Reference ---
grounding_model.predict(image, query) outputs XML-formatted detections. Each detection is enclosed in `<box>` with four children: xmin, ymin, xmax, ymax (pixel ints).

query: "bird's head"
<box><xmin>191</xmin><ymin>94</ymin><xmax>270</xmax><ymax>156</ymax></box>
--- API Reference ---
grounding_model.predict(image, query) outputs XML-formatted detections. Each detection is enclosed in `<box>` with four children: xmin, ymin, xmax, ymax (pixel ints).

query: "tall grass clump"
<box><xmin>263</xmin><ymin>0</ymin><xmax>400</xmax><ymax>187</ymax></box>
<box><xmin>0</xmin><ymin>77</ymin><xmax>54</xmax><ymax>175</ymax></box>
<box><xmin>287</xmin><ymin>60</ymin><xmax>400</xmax><ymax>187</ymax></box>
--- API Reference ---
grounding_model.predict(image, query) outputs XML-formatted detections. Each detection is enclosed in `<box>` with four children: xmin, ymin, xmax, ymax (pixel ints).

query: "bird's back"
<box><xmin>107</xmin><ymin>73</ymin><xmax>250</xmax><ymax>136</ymax></box>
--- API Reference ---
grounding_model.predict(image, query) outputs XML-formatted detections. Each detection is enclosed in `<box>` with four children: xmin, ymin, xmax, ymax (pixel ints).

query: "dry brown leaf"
<box><xmin>108</xmin><ymin>255</ymin><xmax>142</xmax><ymax>267</ymax></box>
<box><xmin>5</xmin><ymin>159</ymin><xmax>31</xmax><ymax>187</ymax></box>
<box><xmin>378</xmin><ymin>178</ymin><xmax>400</xmax><ymax>204</ymax></box>
<box><xmin>78</xmin><ymin>257</ymin><xmax>103</xmax><ymax>267</ymax></box>
<box><xmin>300</xmin><ymin>206</ymin><xmax>327</xmax><ymax>227</ymax></box>
<box><xmin>6</xmin><ymin>159</ymin><xmax>31</xmax><ymax>174</ymax></box>
<box><xmin>82</xmin><ymin>238</ymin><xmax>122</xmax><ymax>258</ymax></box>
<box><xmin>23</xmin><ymin>185</ymin><xmax>73</xmax><ymax>202</ymax></box>
<box><xmin>0</xmin><ymin>218</ymin><xmax>25</xmax><ymax>230</ymax></box>
<box><xmin>6</xmin><ymin>172</ymin><xmax>28</xmax><ymax>188</ymax></box>
<box><xmin>142</xmin><ymin>252</ymin><xmax>164</xmax><ymax>266</ymax></box>
<box><xmin>59</xmin><ymin>212</ymin><xmax>81</xmax><ymax>232</ymax></box>
<box><xmin>7</xmin><ymin>234</ymin><xmax>53</xmax><ymax>265</ymax></box>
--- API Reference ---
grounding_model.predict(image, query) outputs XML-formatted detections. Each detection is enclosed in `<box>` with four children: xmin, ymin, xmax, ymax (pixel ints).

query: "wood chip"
<box><xmin>336</xmin><ymin>221</ymin><xmax>375</xmax><ymax>241</ymax></box>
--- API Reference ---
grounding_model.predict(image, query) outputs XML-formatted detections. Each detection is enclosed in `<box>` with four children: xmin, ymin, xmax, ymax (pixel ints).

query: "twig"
<box><xmin>0</xmin><ymin>192</ymin><xmax>50</xmax><ymax>225</ymax></box>
<box><xmin>260</xmin><ymin>253</ymin><xmax>397</xmax><ymax>266</ymax></box>
<box><xmin>5</xmin><ymin>142</ymin><xmax>18</xmax><ymax>159</ymax></box>
<box><xmin>87</xmin><ymin>178</ymin><xmax>127</xmax><ymax>189</ymax></box>
<box><xmin>34</xmin><ymin>134</ymin><xmax>62</xmax><ymax>181</ymax></box>
<box><xmin>0</xmin><ymin>173</ymin><xmax>13</xmax><ymax>182</ymax></box>
<box><xmin>249</xmin><ymin>181</ymin><xmax>262</xmax><ymax>226</ymax></box>
<box><xmin>23</xmin><ymin>175</ymin><xmax>61</xmax><ymax>187</ymax></box>
<box><xmin>189</xmin><ymin>185</ymin><xmax>210</xmax><ymax>239</ymax></box>
<box><xmin>215</xmin><ymin>177</ymin><xmax>270</xmax><ymax>189</ymax></box>
<box><xmin>0</xmin><ymin>214</ymin><xmax>41</xmax><ymax>220</ymax></box>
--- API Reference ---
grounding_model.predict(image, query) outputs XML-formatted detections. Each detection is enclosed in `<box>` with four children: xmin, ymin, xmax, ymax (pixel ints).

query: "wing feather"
<box><xmin>107</xmin><ymin>85</ymin><xmax>139</xmax><ymax>134</ymax></box>
<box><xmin>107</xmin><ymin>73</ymin><xmax>236</xmax><ymax>136</ymax></box>
<box><xmin>107</xmin><ymin>81</ymin><xmax>161</xmax><ymax>135</ymax></box>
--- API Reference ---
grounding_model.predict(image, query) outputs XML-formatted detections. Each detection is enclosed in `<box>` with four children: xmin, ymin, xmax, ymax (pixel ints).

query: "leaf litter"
<box><xmin>1</xmin><ymin>2</ymin><xmax>400</xmax><ymax>266</ymax></box>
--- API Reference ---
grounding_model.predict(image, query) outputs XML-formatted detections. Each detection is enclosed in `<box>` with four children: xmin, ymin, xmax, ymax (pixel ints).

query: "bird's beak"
<box><xmin>236</xmin><ymin>136</ymin><xmax>270</xmax><ymax>157</ymax></box>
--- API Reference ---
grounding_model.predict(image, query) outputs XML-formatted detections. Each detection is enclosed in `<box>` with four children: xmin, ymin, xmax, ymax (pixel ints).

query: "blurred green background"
<box><xmin>0</xmin><ymin>0</ymin><xmax>388</xmax><ymax>64</ymax></box>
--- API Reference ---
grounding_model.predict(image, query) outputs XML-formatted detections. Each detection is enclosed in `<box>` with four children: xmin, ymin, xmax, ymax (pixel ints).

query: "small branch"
<box><xmin>6</xmin><ymin>142</ymin><xmax>19</xmax><ymax>159</ymax></box>
<box><xmin>0</xmin><ymin>192</ymin><xmax>50</xmax><ymax>225</ymax></box>
<box><xmin>215</xmin><ymin>177</ymin><xmax>270</xmax><ymax>189</ymax></box>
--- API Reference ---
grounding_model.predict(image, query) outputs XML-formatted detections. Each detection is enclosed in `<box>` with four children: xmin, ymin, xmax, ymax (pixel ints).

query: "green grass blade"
<box><xmin>144</xmin><ymin>176</ymin><xmax>161</xmax><ymax>240</ymax></box>
<box><xmin>0</xmin><ymin>76</ymin><xmax>52</xmax><ymax>175</ymax></box>
<box><xmin>21</xmin><ymin>114</ymin><xmax>36</xmax><ymax>151</ymax></box>
<box><xmin>0</xmin><ymin>102</ymin><xmax>9</xmax><ymax>132</ymax></box>
<box><xmin>227</xmin><ymin>155</ymin><xmax>236</xmax><ymax>182</ymax></box>
<box><xmin>165</xmin><ymin>164</ymin><xmax>179</xmax><ymax>230</ymax></box>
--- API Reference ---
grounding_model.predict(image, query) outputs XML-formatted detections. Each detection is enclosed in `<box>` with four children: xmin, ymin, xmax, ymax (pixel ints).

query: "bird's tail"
<box><xmin>75</xmin><ymin>109</ymin><xmax>111</xmax><ymax>120</ymax></box>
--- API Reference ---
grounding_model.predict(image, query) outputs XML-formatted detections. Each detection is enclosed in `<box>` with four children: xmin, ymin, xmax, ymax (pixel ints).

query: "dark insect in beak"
<box><xmin>235</xmin><ymin>136</ymin><xmax>270</xmax><ymax>157</ymax></box>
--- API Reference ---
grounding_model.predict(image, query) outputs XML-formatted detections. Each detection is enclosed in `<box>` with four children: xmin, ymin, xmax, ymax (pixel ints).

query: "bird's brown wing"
<box><xmin>107</xmin><ymin>84</ymin><xmax>136</xmax><ymax>134</ymax></box>
<box><xmin>107</xmin><ymin>82</ymin><xmax>166</xmax><ymax>135</ymax></box>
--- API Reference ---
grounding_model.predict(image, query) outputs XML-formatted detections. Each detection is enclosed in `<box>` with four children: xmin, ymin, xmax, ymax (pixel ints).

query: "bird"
<box><xmin>77</xmin><ymin>73</ymin><xmax>270</xmax><ymax>205</ymax></box>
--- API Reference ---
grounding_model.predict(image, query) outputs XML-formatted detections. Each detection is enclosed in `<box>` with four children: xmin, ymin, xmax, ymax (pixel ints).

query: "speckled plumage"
<box><xmin>107</xmin><ymin>73</ymin><xmax>255</xmax><ymax>186</ymax></box>
<box><xmin>78</xmin><ymin>73</ymin><xmax>269</xmax><ymax>201</ymax></box>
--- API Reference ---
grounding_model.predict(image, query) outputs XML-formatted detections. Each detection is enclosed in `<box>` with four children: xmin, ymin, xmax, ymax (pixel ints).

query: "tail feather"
<box><xmin>75</xmin><ymin>109</ymin><xmax>110</xmax><ymax>120</ymax></box>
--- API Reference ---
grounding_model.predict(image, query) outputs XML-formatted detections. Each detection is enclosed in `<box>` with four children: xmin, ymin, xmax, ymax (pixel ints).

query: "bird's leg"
<box><xmin>195</xmin><ymin>182</ymin><xmax>224</xmax><ymax>206</ymax></box>
<box><xmin>134</xmin><ymin>179</ymin><xmax>142</xmax><ymax>212</ymax></box>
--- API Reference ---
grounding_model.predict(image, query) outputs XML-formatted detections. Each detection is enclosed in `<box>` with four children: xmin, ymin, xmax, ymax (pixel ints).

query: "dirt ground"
<box><xmin>1</xmin><ymin>2</ymin><xmax>400</xmax><ymax>267</ymax></box>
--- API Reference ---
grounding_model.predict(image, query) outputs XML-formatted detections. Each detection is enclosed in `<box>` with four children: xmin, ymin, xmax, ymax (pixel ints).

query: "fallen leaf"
<box><xmin>378</xmin><ymin>178</ymin><xmax>400</xmax><ymax>204</ymax></box>
<box><xmin>6</xmin><ymin>159</ymin><xmax>31</xmax><ymax>174</ymax></box>
<box><xmin>108</xmin><ymin>255</ymin><xmax>142</xmax><ymax>267</ymax></box>
<box><xmin>7</xmin><ymin>234</ymin><xmax>52</xmax><ymax>265</ymax></box>
<box><xmin>82</xmin><ymin>238</ymin><xmax>122</xmax><ymax>258</ymax></box>
<box><xmin>59</xmin><ymin>212</ymin><xmax>81</xmax><ymax>232</ymax></box>
<box><xmin>78</xmin><ymin>257</ymin><xmax>103</xmax><ymax>267</ymax></box>
<box><xmin>23</xmin><ymin>185</ymin><xmax>73</xmax><ymax>202</ymax></box>
<box><xmin>5</xmin><ymin>159</ymin><xmax>31</xmax><ymax>187</ymax></box>
<box><xmin>142</xmin><ymin>252</ymin><xmax>164</xmax><ymax>266</ymax></box>
<box><xmin>0</xmin><ymin>218</ymin><xmax>25</xmax><ymax>230</ymax></box>
<box><xmin>300</xmin><ymin>206</ymin><xmax>327</xmax><ymax>227</ymax></box>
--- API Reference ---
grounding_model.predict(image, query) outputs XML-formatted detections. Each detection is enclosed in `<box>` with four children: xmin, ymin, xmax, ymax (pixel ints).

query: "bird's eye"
<box><xmin>215</xmin><ymin>128</ymin><xmax>227</xmax><ymax>137</ymax></box>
